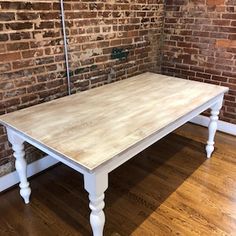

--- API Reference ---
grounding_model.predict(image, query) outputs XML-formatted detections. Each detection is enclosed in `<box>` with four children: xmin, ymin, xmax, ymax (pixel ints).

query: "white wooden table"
<box><xmin>0</xmin><ymin>72</ymin><xmax>228</xmax><ymax>235</ymax></box>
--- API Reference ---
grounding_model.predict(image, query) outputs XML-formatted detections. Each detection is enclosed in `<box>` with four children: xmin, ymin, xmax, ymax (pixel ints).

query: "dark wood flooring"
<box><xmin>0</xmin><ymin>123</ymin><xmax>236</xmax><ymax>236</ymax></box>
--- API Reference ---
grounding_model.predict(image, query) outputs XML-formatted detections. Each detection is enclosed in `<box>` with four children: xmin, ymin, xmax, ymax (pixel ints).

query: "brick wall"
<box><xmin>162</xmin><ymin>0</ymin><xmax>236</xmax><ymax>124</ymax></box>
<box><xmin>0</xmin><ymin>0</ymin><xmax>164</xmax><ymax>176</ymax></box>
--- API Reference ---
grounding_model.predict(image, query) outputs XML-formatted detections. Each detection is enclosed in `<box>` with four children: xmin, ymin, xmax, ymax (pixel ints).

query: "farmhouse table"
<box><xmin>0</xmin><ymin>72</ymin><xmax>228</xmax><ymax>235</ymax></box>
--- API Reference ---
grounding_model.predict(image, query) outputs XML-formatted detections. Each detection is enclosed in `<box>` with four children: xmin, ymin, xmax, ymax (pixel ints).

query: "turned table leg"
<box><xmin>84</xmin><ymin>172</ymin><xmax>108</xmax><ymax>236</ymax></box>
<box><xmin>206</xmin><ymin>97</ymin><xmax>223</xmax><ymax>158</ymax></box>
<box><xmin>7</xmin><ymin>128</ymin><xmax>31</xmax><ymax>204</ymax></box>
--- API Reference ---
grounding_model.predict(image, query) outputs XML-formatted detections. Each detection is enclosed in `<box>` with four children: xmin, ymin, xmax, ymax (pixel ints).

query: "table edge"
<box><xmin>0</xmin><ymin>91</ymin><xmax>227</xmax><ymax>174</ymax></box>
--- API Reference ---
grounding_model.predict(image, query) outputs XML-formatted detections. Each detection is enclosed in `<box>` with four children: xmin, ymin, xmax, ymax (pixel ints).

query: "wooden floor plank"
<box><xmin>0</xmin><ymin>123</ymin><xmax>235</xmax><ymax>236</ymax></box>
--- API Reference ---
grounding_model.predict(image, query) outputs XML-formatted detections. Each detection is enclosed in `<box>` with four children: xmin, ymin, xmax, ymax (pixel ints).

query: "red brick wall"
<box><xmin>0</xmin><ymin>0</ymin><xmax>164</xmax><ymax>175</ymax></box>
<box><xmin>162</xmin><ymin>0</ymin><xmax>236</xmax><ymax>124</ymax></box>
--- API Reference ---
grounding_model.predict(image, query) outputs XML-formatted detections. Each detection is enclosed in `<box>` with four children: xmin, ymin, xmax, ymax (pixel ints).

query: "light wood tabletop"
<box><xmin>0</xmin><ymin>72</ymin><xmax>228</xmax><ymax>171</ymax></box>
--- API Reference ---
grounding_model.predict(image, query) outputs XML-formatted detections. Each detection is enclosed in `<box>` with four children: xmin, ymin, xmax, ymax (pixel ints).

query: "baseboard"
<box><xmin>1</xmin><ymin>115</ymin><xmax>235</xmax><ymax>192</ymax></box>
<box><xmin>190</xmin><ymin>115</ymin><xmax>236</xmax><ymax>136</ymax></box>
<box><xmin>0</xmin><ymin>155</ymin><xmax>59</xmax><ymax>192</ymax></box>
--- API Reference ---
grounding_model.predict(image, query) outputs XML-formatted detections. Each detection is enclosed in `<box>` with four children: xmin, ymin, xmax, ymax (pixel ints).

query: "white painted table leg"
<box><xmin>7</xmin><ymin>128</ymin><xmax>31</xmax><ymax>204</ymax></box>
<box><xmin>84</xmin><ymin>172</ymin><xmax>108</xmax><ymax>236</ymax></box>
<box><xmin>206</xmin><ymin>97</ymin><xmax>223</xmax><ymax>158</ymax></box>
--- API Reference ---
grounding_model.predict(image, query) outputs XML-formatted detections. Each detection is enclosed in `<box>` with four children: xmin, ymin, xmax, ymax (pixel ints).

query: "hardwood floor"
<box><xmin>0</xmin><ymin>123</ymin><xmax>235</xmax><ymax>236</ymax></box>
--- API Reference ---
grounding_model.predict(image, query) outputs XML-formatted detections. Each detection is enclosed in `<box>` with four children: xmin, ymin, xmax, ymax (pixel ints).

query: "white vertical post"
<box><xmin>206</xmin><ymin>96</ymin><xmax>224</xmax><ymax>158</ymax></box>
<box><xmin>7</xmin><ymin>128</ymin><xmax>31</xmax><ymax>204</ymax></box>
<box><xmin>84</xmin><ymin>171</ymin><xmax>108</xmax><ymax>236</ymax></box>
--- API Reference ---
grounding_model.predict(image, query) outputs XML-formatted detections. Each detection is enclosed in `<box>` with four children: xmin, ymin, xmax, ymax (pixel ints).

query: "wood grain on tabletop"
<box><xmin>0</xmin><ymin>72</ymin><xmax>228</xmax><ymax>171</ymax></box>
